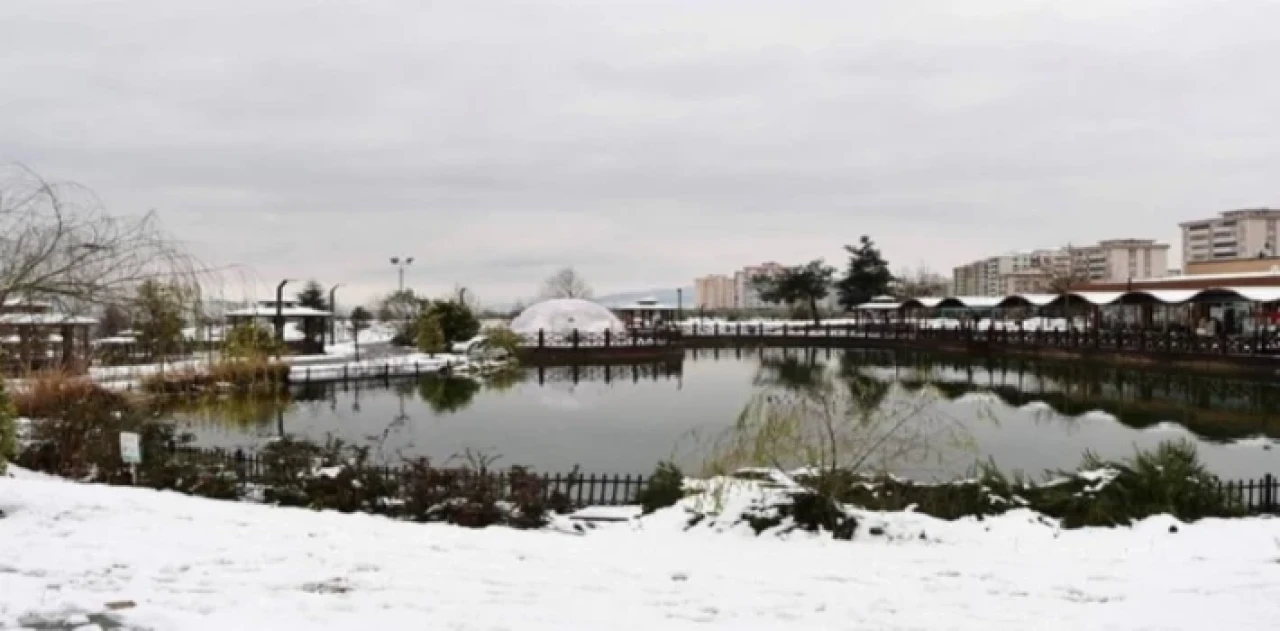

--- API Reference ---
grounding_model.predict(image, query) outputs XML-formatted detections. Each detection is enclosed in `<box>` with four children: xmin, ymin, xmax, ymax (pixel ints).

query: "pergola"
<box><xmin>612</xmin><ymin>298</ymin><xmax>680</xmax><ymax>329</ymax></box>
<box><xmin>225</xmin><ymin>301</ymin><xmax>333</xmax><ymax>355</ymax></box>
<box><xmin>0</xmin><ymin>311</ymin><xmax>96</xmax><ymax>373</ymax></box>
<box><xmin>895</xmin><ymin>286</ymin><xmax>1280</xmax><ymax>335</ymax></box>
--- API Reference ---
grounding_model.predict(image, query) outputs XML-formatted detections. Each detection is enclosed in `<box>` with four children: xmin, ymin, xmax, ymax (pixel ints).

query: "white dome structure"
<box><xmin>509</xmin><ymin>298</ymin><xmax>626</xmax><ymax>336</ymax></box>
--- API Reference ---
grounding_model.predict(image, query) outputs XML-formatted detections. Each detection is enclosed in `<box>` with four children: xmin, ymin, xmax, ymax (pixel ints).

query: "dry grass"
<box><xmin>141</xmin><ymin>358</ymin><xmax>289</xmax><ymax>394</ymax></box>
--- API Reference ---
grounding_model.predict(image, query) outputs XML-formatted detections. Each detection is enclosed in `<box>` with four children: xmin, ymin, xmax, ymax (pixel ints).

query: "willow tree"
<box><xmin>0</xmin><ymin>165</ymin><xmax>200</xmax><ymax>314</ymax></box>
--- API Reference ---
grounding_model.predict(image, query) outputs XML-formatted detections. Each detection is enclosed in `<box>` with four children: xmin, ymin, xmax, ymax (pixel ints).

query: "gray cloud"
<box><xmin>4</xmin><ymin>0</ymin><xmax>1280</xmax><ymax>305</ymax></box>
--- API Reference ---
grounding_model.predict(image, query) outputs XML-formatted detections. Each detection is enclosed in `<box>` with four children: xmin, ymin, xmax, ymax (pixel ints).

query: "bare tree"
<box><xmin>893</xmin><ymin>265</ymin><xmax>948</xmax><ymax>299</ymax></box>
<box><xmin>0</xmin><ymin>165</ymin><xmax>199</xmax><ymax>315</ymax></box>
<box><xmin>539</xmin><ymin>267</ymin><xmax>593</xmax><ymax>300</ymax></box>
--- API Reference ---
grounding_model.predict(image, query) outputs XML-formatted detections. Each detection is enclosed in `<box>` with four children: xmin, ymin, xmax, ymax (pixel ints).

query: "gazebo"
<box><xmin>612</xmin><ymin>297</ymin><xmax>680</xmax><ymax>329</ymax></box>
<box><xmin>225</xmin><ymin>300</ymin><xmax>332</xmax><ymax>355</ymax></box>
<box><xmin>0</xmin><ymin>299</ymin><xmax>95</xmax><ymax>373</ymax></box>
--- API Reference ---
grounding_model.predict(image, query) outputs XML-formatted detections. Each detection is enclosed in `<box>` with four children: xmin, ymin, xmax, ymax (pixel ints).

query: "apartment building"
<box><xmin>1180</xmin><ymin>209</ymin><xmax>1280</xmax><ymax>265</ymax></box>
<box><xmin>693</xmin><ymin>274</ymin><xmax>735</xmax><ymax>310</ymax></box>
<box><xmin>733</xmin><ymin>261</ymin><xmax>786</xmax><ymax>309</ymax></box>
<box><xmin>951</xmin><ymin>261</ymin><xmax>983</xmax><ymax>296</ymax></box>
<box><xmin>952</xmin><ymin>239</ymin><xmax>1169</xmax><ymax>296</ymax></box>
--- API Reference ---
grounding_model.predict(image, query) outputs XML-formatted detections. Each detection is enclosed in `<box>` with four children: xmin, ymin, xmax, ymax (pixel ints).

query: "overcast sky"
<box><xmin>4</xmin><ymin>0</ymin><xmax>1280</xmax><ymax>306</ymax></box>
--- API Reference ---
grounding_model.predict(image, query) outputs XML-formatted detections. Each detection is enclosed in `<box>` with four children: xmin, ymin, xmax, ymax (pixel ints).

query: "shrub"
<box><xmin>1031</xmin><ymin>440</ymin><xmax>1242</xmax><ymax>528</ymax></box>
<box><xmin>222</xmin><ymin>323</ymin><xmax>285</xmax><ymax>358</ymax></box>
<box><xmin>13</xmin><ymin>372</ymin><xmax>138</xmax><ymax>480</ymax></box>
<box><xmin>0</xmin><ymin>380</ymin><xmax>15</xmax><ymax>474</ymax></box>
<box><xmin>135</xmin><ymin>424</ymin><xmax>240</xmax><ymax>500</ymax></box>
<box><xmin>141</xmin><ymin>358</ymin><xmax>288</xmax><ymax>394</ymax></box>
<box><xmin>415</xmin><ymin>313</ymin><xmax>446</xmax><ymax>354</ymax></box>
<box><xmin>780</xmin><ymin>440</ymin><xmax>1244</xmax><ymax>529</ymax></box>
<box><xmin>481</xmin><ymin>326</ymin><xmax>523</xmax><ymax>357</ymax></box>
<box><xmin>636</xmin><ymin>461</ymin><xmax>686</xmax><ymax>514</ymax></box>
<box><xmin>426</xmin><ymin>300</ymin><xmax>480</xmax><ymax>345</ymax></box>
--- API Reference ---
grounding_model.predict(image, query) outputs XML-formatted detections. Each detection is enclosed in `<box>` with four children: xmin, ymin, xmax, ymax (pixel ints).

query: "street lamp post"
<box><xmin>275</xmin><ymin>279</ymin><xmax>294</xmax><ymax>347</ymax></box>
<box><xmin>676</xmin><ymin>288</ymin><xmax>683</xmax><ymax>323</ymax></box>
<box><xmin>328</xmin><ymin>284</ymin><xmax>342</xmax><ymax>345</ymax></box>
<box><xmin>390</xmin><ymin>256</ymin><xmax>414</xmax><ymax>293</ymax></box>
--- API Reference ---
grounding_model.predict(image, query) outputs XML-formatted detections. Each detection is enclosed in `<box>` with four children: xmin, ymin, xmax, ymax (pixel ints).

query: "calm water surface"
<box><xmin>176</xmin><ymin>348</ymin><xmax>1280</xmax><ymax>480</ymax></box>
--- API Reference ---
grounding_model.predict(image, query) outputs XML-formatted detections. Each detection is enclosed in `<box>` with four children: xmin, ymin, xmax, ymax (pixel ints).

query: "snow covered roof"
<box><xmin>1063</xmin><ymin>291</ymin><xmax>1126</xmax><ymax>306</ymax></box>
<box><xmin>856</xmin><ymin>301</ymin><xmax>901</xmax><ymax>310</ymax></box>
<box><xmin>614</xmin><ymin>300</ymin><xmax>679</xmax><ymax>311</ymax></box>
<box><xmin>0</xmin><ymin>313</ymin><xmax>96</xmax><ymax>325</ymax></box>
<box><xmin>894</xmin><ymin>286</ymin><xmax>1280</xmax><ymax>312</ymax></box>
<box><xmin>1206</xmin><ymin>286</ymin><xmax>1280</xmax><ymax>303</ymax></box>
<box><xmin>225</xmin><ymin>305</ymin><xmax>332</xmax><ymax>317</ymax></box>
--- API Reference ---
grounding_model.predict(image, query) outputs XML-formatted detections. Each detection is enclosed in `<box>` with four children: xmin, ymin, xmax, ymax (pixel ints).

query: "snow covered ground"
<box><xmin>3</xmin><ymin>469</ymin><xmax>1280</xmax><ymax>630</ymax></box>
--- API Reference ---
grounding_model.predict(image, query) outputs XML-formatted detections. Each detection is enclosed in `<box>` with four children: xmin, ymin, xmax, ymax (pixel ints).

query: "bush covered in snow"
<box><xmin>683</xmin><ymin>440</ymin><xmax>1245</xmax><ymax>536</ymax></box>
<box><xmin>827</xmin><ymin>440</ymin><xmax>1244</xmax><ymax>527</ymax></box>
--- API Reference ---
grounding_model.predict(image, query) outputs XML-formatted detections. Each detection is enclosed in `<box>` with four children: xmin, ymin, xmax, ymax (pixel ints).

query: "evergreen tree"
<box><xmin>751</xmin><ymin>259</ymin><xmax>835</xmax><ymax>325</ymax></box>
<box><xmin>425</xmin><ymin>300</ymin><xmax>481</xmax><ymax>345</ymax></box>
<box><xmin>134</xmin><ymin>280</ymin><xmax>186</xmax><ymax>361</ymax></box>
<box><xmin>836</xmin><ymin>236</ymin><xmax>893</xmax><ymax>310</ymax></box>
<box><xmin>415</xmin><ymin>312</ymin><xmax>446</xmax><ymax>354</ymax></box>
<box><xmin>350</xmin><ymin>306</ymin><xmax>372</xmax><ymax>362</ymax></box>
<box><xmin>296</xmin><ymin>280</ymin><xmax>328</xmax><ymax>310</ymax></box>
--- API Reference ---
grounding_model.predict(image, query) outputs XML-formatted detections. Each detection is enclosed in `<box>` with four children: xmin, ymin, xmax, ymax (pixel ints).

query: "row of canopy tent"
<box><xmin>858</xmin><ymin>286</ymin><xmax>1280</xmax><ymax>311</ymax></box>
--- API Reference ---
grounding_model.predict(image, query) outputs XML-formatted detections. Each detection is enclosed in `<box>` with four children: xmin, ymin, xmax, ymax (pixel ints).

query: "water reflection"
<box><xmin>171</xmin><ymin>349</ymin><xmax>1280</xmax><ymax>478</ymax></box>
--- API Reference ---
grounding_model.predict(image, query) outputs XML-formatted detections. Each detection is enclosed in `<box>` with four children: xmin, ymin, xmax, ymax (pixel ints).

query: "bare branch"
<box><xmin>539</xmin><ymin>267</ymin><xmax>593</xmax><ymax>300</ymax></box>
<box><xmin>0</xmin><ymin>164</ymin><xmax>206</xmax><ymax>317</ymax></box>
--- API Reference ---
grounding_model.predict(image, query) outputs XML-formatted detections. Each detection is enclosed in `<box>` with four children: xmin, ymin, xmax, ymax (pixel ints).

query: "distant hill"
<box><xmin>594</xmin><ymin>287</ymin><xmax>694</xmax><ymax>307</ymax></box>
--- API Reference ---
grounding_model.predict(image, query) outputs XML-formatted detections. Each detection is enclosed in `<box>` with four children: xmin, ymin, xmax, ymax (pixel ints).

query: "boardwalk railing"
<box><xmin>520</xmin><ymin>328</ymin><xmax>677</xmax><ymax>350</ymax></box>
<box><xmin>681</xmin><ymin>322</ymin><xmax>1280</xmax><ymax>357</ymax></box>
<box><xmin>175</xmin><ymin>447</ymin><xmax>1280</xmax><ymax>515</ymax></box>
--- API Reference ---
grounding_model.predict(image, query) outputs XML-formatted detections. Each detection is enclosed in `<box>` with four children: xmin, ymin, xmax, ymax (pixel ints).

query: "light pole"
<box><xmin>390</xmin><ymin>256</ymin><xmax>414</xmax><ymax>293</ymax></box>
<box><xmin>676</xmin><ymin>288</ymin><xmax>683</xmax><ymax>323</ymax></box>
<box><xmin>328</xmin><ymin>284</ymin><xmax>342</xmax><ymax>345</ymax></box>
<box><xmin>275</xmin><ymin>279</ymin><xmax>294</xmax><ymax>346</ymax></box>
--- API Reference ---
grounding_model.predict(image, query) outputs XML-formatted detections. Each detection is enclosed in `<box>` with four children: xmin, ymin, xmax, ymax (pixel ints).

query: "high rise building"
<box><xmin>1180</xmin><ymin>209</ymin><xmax>1280</xmax><ymax>265</ymax></box>
<box><xmin>733</xmin><ymin>262</ymin><xmax>786</xmax><ymax>309</ymax></box>
<box><xmin>953</xmin><ymin>239</ymin><xmax>1169</xmax><ymax>296</ymax></box>
<box><xmin>693</xmin><ymin>274</ymin><xmax>735</xmax><ymax>310</ymax></box>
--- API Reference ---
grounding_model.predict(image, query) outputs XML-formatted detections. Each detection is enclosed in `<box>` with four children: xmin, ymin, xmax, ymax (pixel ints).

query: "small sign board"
<box><xmin>119</xmin><ymin>432</ymin><xmax>142</xmax><ymax>465</ymax></box>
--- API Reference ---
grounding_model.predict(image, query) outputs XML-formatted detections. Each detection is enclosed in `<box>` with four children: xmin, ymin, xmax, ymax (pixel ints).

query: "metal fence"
<box><xmin>176</xmin><ymin>447</ymin><xmax>651</xmax><ymax>508</ymax></box>
<box><xmin>176</xmin><ymin>447</ymin><xmax>1280</xmax><ymax>514</ymax></box>
<box><xmin>682</xmin><ymin>322</ymin><xmax>1280</xmax><ymax>356</ymax></box>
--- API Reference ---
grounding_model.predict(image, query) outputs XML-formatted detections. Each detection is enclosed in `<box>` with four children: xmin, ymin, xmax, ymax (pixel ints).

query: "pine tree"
<box><xmin>296</xmin><ymin>280</ymin><xmax>328</xmax><ymax>310</ymax></box>
<box><xmin>751</xmin><ymin>259</ymin><xmax>835</xmax><ymax>325</ymax></box>
<box><xmin>836</xmin><ymin>236</ymin><xmax>893</xmax><ymax>310</ymax></box>
<box><xmin>134</xmin><ymin>280</ymin><xmax>186</xmax><ymax>361</ymax></box>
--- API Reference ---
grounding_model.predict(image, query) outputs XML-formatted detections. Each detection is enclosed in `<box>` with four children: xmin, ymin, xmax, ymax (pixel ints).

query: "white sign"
<box><xmin>119</xmin><ymin>432</ymin><xmax>142</xmax><ymax>465</ymax></box>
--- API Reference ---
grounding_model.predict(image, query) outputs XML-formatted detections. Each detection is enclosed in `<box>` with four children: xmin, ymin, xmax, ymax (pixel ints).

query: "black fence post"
<box><xmin>603</xmin><ymin>329</ymin><xmax>611</xmax><ymax>348</ymax></box>
<box><xmin>538</xmin><ymin>329</ymin><xmax>545</xmax><ymax>349</ymax></box>
<box><xmin>1266</xmin><ymin>473</ymin><xmax>1275</xmax><ymax>513</ymax></box>
<box><xmin>572</xmin><ymin>328</ymin><xmax>580</xmax><ymax>349</ymax></box>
